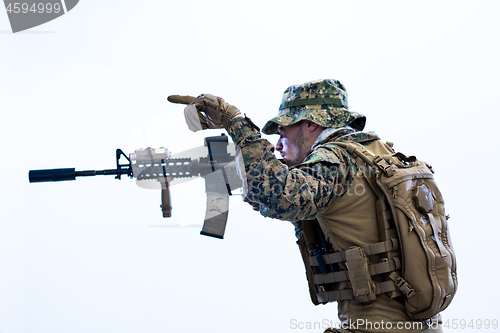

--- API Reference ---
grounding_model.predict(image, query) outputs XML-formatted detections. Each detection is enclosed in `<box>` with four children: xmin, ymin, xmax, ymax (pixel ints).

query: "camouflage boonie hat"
<box><xmin>262</xmin><ymin>79</ymin><xmax>366</xmax><ymax>135</ymax></box>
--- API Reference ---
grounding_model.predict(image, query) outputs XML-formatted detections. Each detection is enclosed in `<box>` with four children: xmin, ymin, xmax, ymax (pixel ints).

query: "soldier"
<box><xmin>168</xmin><ymin>79</ymin><xmax>443</xmax><ymax>333</ymax></box>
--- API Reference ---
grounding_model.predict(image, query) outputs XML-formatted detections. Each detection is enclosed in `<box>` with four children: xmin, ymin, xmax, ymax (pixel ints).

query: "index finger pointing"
<box><xmin>167</xmin><ymin>95</ymin><xmax>197</xmax><ymax>105</ymax></box>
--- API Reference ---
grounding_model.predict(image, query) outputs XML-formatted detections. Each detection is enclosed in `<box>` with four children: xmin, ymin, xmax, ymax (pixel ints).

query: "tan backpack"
<box><xmin>298</xmin><ymin>141</ymin><xmax>457</xmax><ymax>320</ymax></box>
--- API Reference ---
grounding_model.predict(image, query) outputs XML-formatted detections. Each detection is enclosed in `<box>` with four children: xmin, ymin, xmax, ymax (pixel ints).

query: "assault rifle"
<box><xmin>28</xmin><ymin>134</ymin><xmax>242</xmax><ymax>239</ymax></box>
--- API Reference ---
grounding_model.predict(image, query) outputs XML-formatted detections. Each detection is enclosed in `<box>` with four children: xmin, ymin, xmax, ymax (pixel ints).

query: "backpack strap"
<box><xmin>331</xmin><ymin>141</ymin><xmax>403</xmax><ymax>298</ymax></box>
<box><xmin>332</xmin><ymin>142</ymin><xmax>395</xmax><ymax>177</ymax></box>
<box><xmin>331</xmin><ymin>142</ymin><xmax>399</xmax><ymax>243</ymax></box>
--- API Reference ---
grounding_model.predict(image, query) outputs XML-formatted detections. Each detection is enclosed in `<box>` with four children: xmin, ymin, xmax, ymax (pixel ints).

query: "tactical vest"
<box><xmin>297</xmin><ymin>140</ymin><xmax>457</xmax><ymax>321</ymax></box>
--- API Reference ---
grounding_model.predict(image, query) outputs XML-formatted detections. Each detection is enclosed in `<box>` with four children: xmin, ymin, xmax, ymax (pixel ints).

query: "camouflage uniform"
<box><xmin>227</xmin><ymin>79</ymin><xmax>442</xmax><ymax>333</ymax></box>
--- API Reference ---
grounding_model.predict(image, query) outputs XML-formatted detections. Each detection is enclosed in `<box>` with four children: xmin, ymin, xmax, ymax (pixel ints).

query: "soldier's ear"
<box><xmin>305</xmin><ymin>121</ymin><xmax>321</xmax><ymax>132</ymax></box>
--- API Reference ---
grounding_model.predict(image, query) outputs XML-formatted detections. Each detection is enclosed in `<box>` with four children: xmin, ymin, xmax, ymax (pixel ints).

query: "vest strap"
<box><xmin>309</xmin><ymin>237</ymin><xmax>399</xmax><ymax>266</ymax></box>
<box><xmin>313</xmin><ymin>257</ymin><xmax>401</xmax><ymax>284</ymax></box>
<box><xmin>316</xmin><ymin>280</ymin><xmax>401</xmax><ymax>303</ymax></box>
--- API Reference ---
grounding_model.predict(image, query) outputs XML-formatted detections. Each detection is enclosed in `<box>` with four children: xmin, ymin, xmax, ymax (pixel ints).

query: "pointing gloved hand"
<box><xmin>167</xmin><ymin>94</ymin><xmax>241</xmax><ymax>132</ymax></box>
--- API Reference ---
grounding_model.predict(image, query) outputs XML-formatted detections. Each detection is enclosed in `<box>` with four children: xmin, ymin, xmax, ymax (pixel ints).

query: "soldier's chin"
<box><xmin>283</xmin><ymin>158</ymin><xmax>296</xmax><ymax>167</ymax></box>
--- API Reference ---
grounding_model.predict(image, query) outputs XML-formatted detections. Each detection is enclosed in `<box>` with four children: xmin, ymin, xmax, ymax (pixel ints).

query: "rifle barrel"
<box><xmin>75</xmin><ymin>169</ymin><xmax>124</xmax><ymax>177</ymax></box>
<box><xmin>29</xmin><ymin>168</ymin><xmax>131</xmax><ymax>183</ymax></box>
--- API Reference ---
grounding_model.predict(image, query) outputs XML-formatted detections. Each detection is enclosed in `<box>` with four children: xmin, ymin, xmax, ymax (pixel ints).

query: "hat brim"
<box><xmin>262</xmin><ymin>105</ymin><xmax>365</xmax><ymax>135</ymax></box>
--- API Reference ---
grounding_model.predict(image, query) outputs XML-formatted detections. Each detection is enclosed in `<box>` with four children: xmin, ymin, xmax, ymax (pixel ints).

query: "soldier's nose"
<box><xmin>276</xmin><ymin>138</ymin><xmax>283</xmax><ymax>151</ymax></box>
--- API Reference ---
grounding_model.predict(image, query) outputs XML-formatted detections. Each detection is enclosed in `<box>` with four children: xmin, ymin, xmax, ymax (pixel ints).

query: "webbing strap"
<box><xmin>316</xmin><ymin>280</ymin><xmax>399</xmax><ymax>303</ymax></box>
<box><xmin>330</xmin><ymin>142</ymin><xmax>386</xmax><ymax>205</ymax></box>
<box><xmin>309</xmin><ymin>238</ymin><xmax>398</xmax><ymax>266</ymax></box>
<box><xmin>377</xmin><ymin>280</ymin><xmax>399</xmax><ymax>294</ymax></box>
<box><xmin>313</xmin><ymin>257</ymin><xmax>401</xmax><ymax>284</ymax></box>
<box><xmin>393</xmin><ymin>152</ymin><xmax>416</xmax><ymax>163</ymax></box>
<box><xmin>370</xmin><ymin>257</ymin><xmax>401</xmax><ymax>274</ymax></box>
<box><xmin>310</xmin><ymin>250</ymin><xmax>346</xmax><ymax>266</ymax></box>
<box><xmin>335</xmin><ymin>142</ymin><xmax>374</xmax><ymax>167</ymax></box>
<box><xmin>364</xmin><ymin>238</ymin><xmax>399</xmax><ymax>256</ymax></box>
<box><xmin>332</xmin><ymin>142</ymin><xmax>394</xmax><ymax>177</ymax></box>
<box><xmin>313</xmin><ymin>270</ymin><xmax>349</xmax><ymax>285</ymax></box>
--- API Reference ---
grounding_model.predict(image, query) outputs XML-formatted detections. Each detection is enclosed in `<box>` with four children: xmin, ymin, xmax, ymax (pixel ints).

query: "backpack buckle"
<box><xmin>373</xmin><ymin>156</ymin><xmax>394</xmax><ymax>177</ymax></box>
<box><xmin>389</xmin><ymin>272</ymin><xmax>415</xmax><ymax>298</ymax></box>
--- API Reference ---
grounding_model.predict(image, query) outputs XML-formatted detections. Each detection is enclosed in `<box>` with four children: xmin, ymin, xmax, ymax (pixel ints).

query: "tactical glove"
<box><xmin>167</xmin><ymin>94</ymin><xmax>241</xmax><ymax>132</ymax></box>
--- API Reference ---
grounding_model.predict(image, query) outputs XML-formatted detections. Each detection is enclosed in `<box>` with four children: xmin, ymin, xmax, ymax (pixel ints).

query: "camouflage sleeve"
<box><xmin>228</xmin><ymin>116</ymin><xmax>358</xmax><ymax>222</ymax></box>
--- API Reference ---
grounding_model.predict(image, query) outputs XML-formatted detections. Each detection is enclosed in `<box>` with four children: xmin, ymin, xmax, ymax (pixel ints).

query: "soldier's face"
<box><xmin>276</xmin><ymin>122</ymin><xmax>310</xmax><ymax>167</ymax></box>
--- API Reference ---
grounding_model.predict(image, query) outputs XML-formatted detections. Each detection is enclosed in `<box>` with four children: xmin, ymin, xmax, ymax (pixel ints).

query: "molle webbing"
<box><xmin>308</xmin><ymin>237</ymin><xmax>403</xmax><ymax>303</ymax></box>
<box><xmin>309</xmin><ymin>238</ymin><xmax>399</xmax><ymax>266</ymax></box>
<box><xmin>312</xmin><ymin>256</ymin><xmax>401</xmax><ymax>285</ymax></box>
<box><xmin>316</xmin><ymin>280</ymin><xmax>401</xmax><ymax>303</ymax></box>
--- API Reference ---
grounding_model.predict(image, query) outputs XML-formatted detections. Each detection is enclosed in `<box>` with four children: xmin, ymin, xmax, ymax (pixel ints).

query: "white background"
<box><xmin>1</xmin><ymin>1</ymin><xmax>499</xmax><ymax>332</ymax></box>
